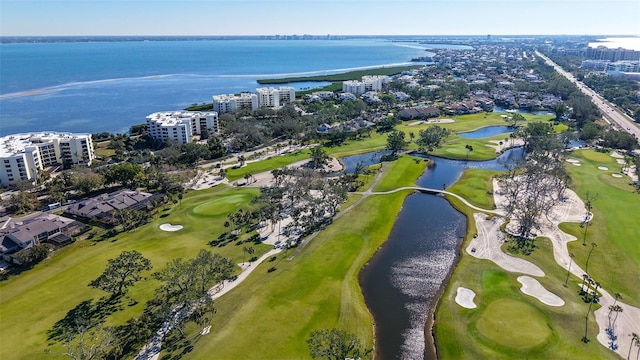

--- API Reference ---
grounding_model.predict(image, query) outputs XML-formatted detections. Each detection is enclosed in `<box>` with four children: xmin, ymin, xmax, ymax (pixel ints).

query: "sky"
<box><xmin>1</xmin><ymin>0</ymin><xmax>639</xmax><ymax>37</ymax></box>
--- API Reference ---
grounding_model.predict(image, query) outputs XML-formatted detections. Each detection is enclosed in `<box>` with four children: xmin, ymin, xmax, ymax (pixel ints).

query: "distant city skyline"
<box><xmin>1</xmin><ymin>0</ymin><xmax>639</xmax><ymax>37</ymax></box>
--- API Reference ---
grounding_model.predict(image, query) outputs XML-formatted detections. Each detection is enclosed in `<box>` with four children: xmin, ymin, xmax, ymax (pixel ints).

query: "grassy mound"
<box><xmin>475</xmin><ymin>298</ymin><xmax>552</xmax><ymax>351</ymax></box>
<box><xmin>192</xmin><ymin>193</ymin><xmax>254</xmax><ymax>217</ymax></box>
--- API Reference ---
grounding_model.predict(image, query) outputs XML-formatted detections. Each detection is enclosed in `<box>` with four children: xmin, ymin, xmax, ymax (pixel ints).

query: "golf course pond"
<box><xmin>355</xmin><ymin>147</ymin><xmax>525</xmax><ymax>360</ymax></box>
<box><xmin>457</xmin><ymin>125</ymin><xmax>513</xmax><ymax>139</ymax></box>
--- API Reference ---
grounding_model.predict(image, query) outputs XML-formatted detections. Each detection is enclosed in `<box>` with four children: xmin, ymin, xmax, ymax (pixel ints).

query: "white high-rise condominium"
<box><xmin>146</xmin><ymin>111</ymin><xmax>219</xmax><ymax>145</ymax></box>
<box><xmin>212</xmin><ymin>93</ymin><xmax>259</xmax><ymax>114</ymax></box>
<box><xmin>255</xmin><ymin>87</ymin><xmax>296</xmax><ymax>108</ymax></box>
<box><xmin>342</xmin><ymin>75</ymin><xmax>389</xmax><ymax>95</ymax></box>
<box><xmin>0</xmin><ymin>132</ymin><xmax>94</xmax><ymax>187</ymax></box>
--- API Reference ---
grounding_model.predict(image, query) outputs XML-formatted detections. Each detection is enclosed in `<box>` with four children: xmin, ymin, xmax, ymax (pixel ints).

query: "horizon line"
<box><xmin>2</xmin><ymin>34</ymin><xmax>639</xmax><ymax>38</ymax></box>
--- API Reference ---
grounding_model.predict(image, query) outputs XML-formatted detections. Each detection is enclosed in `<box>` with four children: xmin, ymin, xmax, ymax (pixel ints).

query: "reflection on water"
<box><xmin>416</xmin><ymin>147</ymin><xmax>524</xmax><ymax>189</ymax></box>
<box><xmin>360</xmin><ymin>195</ymin><xmax>466</xmax><ymax>360</ymax></box>
<box><xmin>359</xmin><ymin>147</ymin><xmax>525</xmax><ymax>359</ymax></box>
<box><xmin>334</xmin><ymin>150</ymin><xmax>391</xmax><ymax>175</ymax></box>
<box><xmin>458</xmin><ymin>125</ymin><xmax>512</xmax><ymax>139</ymax></box>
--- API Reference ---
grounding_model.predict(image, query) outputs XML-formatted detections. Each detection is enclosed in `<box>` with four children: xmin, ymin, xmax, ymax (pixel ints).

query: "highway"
<box><xmin>535</xmin><ymin>51</ymin><xmax>640</xmax><ymax>140</ymax></box>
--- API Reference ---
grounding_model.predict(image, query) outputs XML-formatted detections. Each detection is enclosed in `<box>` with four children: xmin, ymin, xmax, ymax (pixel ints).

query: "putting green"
<box><xmin>475</xmin><ymin>298</ymin><xmax>552</xmax><ymax>351</ymax></box>
<box><xmin>192</xmin><ymin>193</ymin><xmax>254</xmax><ymax>217</ymax></box>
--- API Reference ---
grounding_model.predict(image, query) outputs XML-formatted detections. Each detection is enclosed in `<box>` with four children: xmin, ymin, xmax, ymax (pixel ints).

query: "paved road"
<box><xmin>535</xmin><ymin>51</ymin><xmax>640</xmax><ymax>140</ymax></box>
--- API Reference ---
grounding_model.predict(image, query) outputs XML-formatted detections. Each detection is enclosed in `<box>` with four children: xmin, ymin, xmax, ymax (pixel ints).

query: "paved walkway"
<box><xmin>138</xmin><ymin>156</ymin><xmax>639</xmax><ymax>359</ymax></box>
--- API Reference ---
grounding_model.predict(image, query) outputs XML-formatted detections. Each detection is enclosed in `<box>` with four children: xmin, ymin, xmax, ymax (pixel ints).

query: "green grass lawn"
<box><xmin>226</xmin><ymin>149</ymin><xmax>311</xmax><ymax>181</ymax></box>
<box><xmin>169</xmin><ymin>158</ymin><xmax>422</xmax><ymax>359</ymax></box>
<box><xmin>0</xmin><ymin>185</ymin><xmax>261</xmax><ymax>360</ymax></box>
<box><xmin>446</xmin><ymin>169</ymin><xmax>499</xmax><ymax>210</ymax></box>
<box><xmin>435</xmin><ymin>203</ymin><xmax>617</xmax><ymax>359</ymax></box>
<box><xmin>561</xmin><ymin>149</ymin><xmax>640</xmax><ymax>307</ymax></box>
<box><xmin>474</xmin><ymin>298</ymin><xmax>552</xmax><ymax>350</ymax></box>
<box><xmin>373</xmin><ymin>155</ymin><xmax>427</xmax><ymax>192</ymax></box>
<box><xmin>435</xmin><ymin>147</ymin><xmax>635</xmax><ymax>359</ymax></box>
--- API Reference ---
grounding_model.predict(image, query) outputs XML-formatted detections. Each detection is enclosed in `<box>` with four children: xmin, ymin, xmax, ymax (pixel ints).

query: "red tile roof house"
<box><xmin>0</xmin><ymin>213</ymin><xmax>84</xmax><ymax>262</ymax></box>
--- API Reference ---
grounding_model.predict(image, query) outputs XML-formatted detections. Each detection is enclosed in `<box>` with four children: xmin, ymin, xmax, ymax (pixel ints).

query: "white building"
<box><xmin>361</xmin><ymin>75</ymin><xmax>389</xmax><ymax>92</ymax></box>
<box><xmin>342</xmin><ymin>80</ymin><xmax>365</xmax><ymax>95</ymax></box>
<box><xmin>0</xmin><ymin>132</ymin><xmax>94</xmax><ymax>187</ymax></box>
<box><xmin>146</xmin><ymin>111</ymin><xmax>219</xmax><ymax>145</ymax></box>
<box><xmin>342</xmin><ymin>75</ymin><xmax>390</xmax><ymax>95</ymax></box>
<box><xmin>212</xmin><ymin>93</ymin><xmax>259</xmax><ymax>114</ymax></box>
<box><xmin>255</xmin><ymin>87</ymin><xmax>296</xmax><ymax>108</ymax></box>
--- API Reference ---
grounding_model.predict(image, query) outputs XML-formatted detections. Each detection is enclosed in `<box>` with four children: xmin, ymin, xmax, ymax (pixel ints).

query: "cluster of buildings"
<box><xmin>390</xmin><ymin>45</ymin><xmax>566</xmax><ymax>113</ymax></box>
<box><xmin>580</xmin><ymin>59</ymin><xmax>640</xmax><ymax>80</ymax></box>
<box><xmin>1</xmin><ymin>189</ymin><xmax>157</xmax><ymax>263</ymax></box>
<box><xmin>212</xmin><ymin>87</ymin><xmax>296</xmax><ymax>114</ymax></box>
<box><xmin>0</xmin><ymin>132</ymin><xmax>94</xmax><ymax>187</ymax></box>
<box><xmin>341</xmin><ymin>75</ymin><xmax>390</xmax><ymax>95</ymax></box>
<box><xmin>146</xmin><ymin>111</ymin><xmax>219</xmax><ymax>145</ymax></box>
<box><xmin>585</xmin><ymin>46</ymin><xmax>640</xmax><ymax>62</ymax></box>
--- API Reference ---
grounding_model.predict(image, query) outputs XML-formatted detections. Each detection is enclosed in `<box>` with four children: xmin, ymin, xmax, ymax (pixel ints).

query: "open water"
<box><xmin>0</xmin><ymin>39</ymin><xmax>426</xmax><ymax>134</ymax></box>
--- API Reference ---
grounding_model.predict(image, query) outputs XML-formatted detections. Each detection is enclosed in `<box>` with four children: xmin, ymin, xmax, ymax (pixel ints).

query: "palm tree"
<box><xmin>582</xmin><ymin>280</ymin><xmax>599</xmax><ymax>343</ymax></box>
<box><xmin>242</xmin><ymin>246</ymin><xmax>250</xmax><ymax>263</ymax></box>
<box><xmin>581</xmin><ymin>193</ymin><xmax>595</xmax><ymax>246</ymax></box>
<box><xmin>247</xmin><ymin>247</ymin><xmax>255</xmax><ymax>262</ymax></box>
<box><xmin>465</xmin><ymin>144</ymin><xmax>474</xmax><ymax>161</ymax></box>
<box><xmin>629</xmin><ymin>333</ymin><xmax>639</xmax><ymax>360</ymax></box>
<box><xmin>585</xmin><ymin>242</ymin><xmax>597</xmax><ymax>274</ymax></box>
<box><xmin>580</xmin><ymin>274</ymin><xmax>590</xmax><ymax>296</ymax></box>
<box><xmin>564</xmin><ymin>253</ymin><xmax>575</xmax><ymax>287</ymax></box>
<box><xmin>608</xmin><ymin>305</ymin><xmax>623</xmax><ymax>329</ymax></box>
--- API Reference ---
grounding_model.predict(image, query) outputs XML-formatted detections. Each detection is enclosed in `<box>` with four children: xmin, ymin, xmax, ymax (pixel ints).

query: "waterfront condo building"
<box><xmin>0</xmin><ymin>132</ymin><xmax>94</xmax><ymax>187</ymax></box>
<box><xmin>212</xmin><ymin>93</ymin><xmax>259</xmax><ymax>114</ymax></box>
<box><xmin>342</xmin><ymin>75</ymin><xmax>389</xmax><ymax>95</ymax></box>
<box><xmin>146</xmin><ymin>111</ymin><xmax>219</xmax><ymax>145</ymax></box>
<box><xmin>255</xmin><ymin>87</ymin><xmax>296</xmax><ymax>108</ymax></box>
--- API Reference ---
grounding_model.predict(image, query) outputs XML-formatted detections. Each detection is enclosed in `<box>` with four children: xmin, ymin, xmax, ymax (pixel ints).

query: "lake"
<box><xmin>458</xmin><ymin>125</ymin><xmax>513</xmax><ymax>139</ymax></box>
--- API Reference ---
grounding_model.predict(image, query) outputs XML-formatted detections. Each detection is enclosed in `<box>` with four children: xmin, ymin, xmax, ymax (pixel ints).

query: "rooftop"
<box><xmin>0</xmin><ymin>132</ymin><xmax>91</xmax><ymax>158</ymax></box>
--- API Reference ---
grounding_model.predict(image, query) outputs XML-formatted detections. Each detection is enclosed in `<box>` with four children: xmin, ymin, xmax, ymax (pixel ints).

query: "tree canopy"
<box><xmin>89</xmin><ymin>250</ymin><xmax>152</xmax><ymax>297</ymax></box>
<box><xmin>386</xmin><ymin>130</ymin><xmax>407</xmax><ymax>156</ymax></box>
<box><xmin>307</xmin><ymin>328</ymin><xmax>371</xmax><ymax>360</ymax></box>
<box><xmin>415</xmin><ymin>125</ymin><xmax>451</xmax><ymax>154</ymax></box>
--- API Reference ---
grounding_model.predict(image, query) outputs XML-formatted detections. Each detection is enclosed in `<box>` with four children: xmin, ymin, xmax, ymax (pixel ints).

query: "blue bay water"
<box><xmin>0</xmin><ymin>40</ymin><xmax>426</xmax><ymax>134</ymax></box>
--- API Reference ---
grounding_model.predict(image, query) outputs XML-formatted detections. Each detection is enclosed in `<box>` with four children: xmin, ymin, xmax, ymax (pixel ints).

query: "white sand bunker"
<box><xmin>160</xmin><ymin>223</ymin><xmax>183</xmax><ymax>232</ymax></box>
<box><xmin>597</xmin><ymin>166</ymin><xmax>608</xmax><ymax>171</ymax></box>
<box><xmin>612</xmin><ymin>173</ymin><xmax>623</xmax><ymax>178</ymax></box>
<box><xmin>566</xmin><ymin>159</ymin><xmax>582</xmax><ymax>166</ymax></box>
<box><xmin>517</xmin><ymin>276</ymin><xmax>564</xmax><ymax>307</ymax></box>
<box><xmin>455</xmin><ymin>287</ymin><xmax>477</xmax><ymax>309</ymax></box>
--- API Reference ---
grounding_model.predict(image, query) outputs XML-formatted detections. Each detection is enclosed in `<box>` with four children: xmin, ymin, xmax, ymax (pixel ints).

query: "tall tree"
<box><xmin>386</xmin><ymin>130</ymin><xmax>407</xmax><ymax>156</ymax></box>
<box><xmin>102</xmin><ymin>163</ymin><xmax>145</xmax><ymax>188</ymax></box>
<box><xmin>628</xmin><ymin>333</ymin><xmax>639</xmax><ymax>360</ymax></box>
<box><xmin>307</xmin><ymin>328</ymin><xmax>371</xmax><ymax>360</ymax></box>
<box><xmin>416</xmin><ymin>125</ymin><xmax>450</xmax><ymax>154</ymax></box>
<box><xmin>154</xmin><ymin>251</ymin><xmax>234</xmax><ymax>303</ymax></box>
<box><xmin>310</xmin><ymin>146</ymin><xmax>330</xmax><ymax>169</ymax></box>
<box><xmin>89</xmin><ymin>250</ymin><xmax>152</xmax><ymax>298</ymax></box>
<box><xmin>506</xmin><ymin>112</ymin><xmax>526</xmax><ymax>128</ymax></box>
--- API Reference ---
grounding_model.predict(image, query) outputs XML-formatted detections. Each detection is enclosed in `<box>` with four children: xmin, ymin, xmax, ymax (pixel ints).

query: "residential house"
<box><xmin>1</xmin><ymin>214</ymin><xmax>84</xmax><ymax>260</ymax></box>
<box><xmin>64</xmin><ymin>189</ymin><xmax>158</xmax><ymax>224</ymax></box>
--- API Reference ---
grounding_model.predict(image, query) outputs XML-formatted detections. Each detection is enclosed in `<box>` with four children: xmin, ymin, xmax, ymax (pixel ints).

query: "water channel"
<box><xmin>346</xmin><ymin>145</ymin><xmax>524</xmax><ymax>360</ymax></box>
